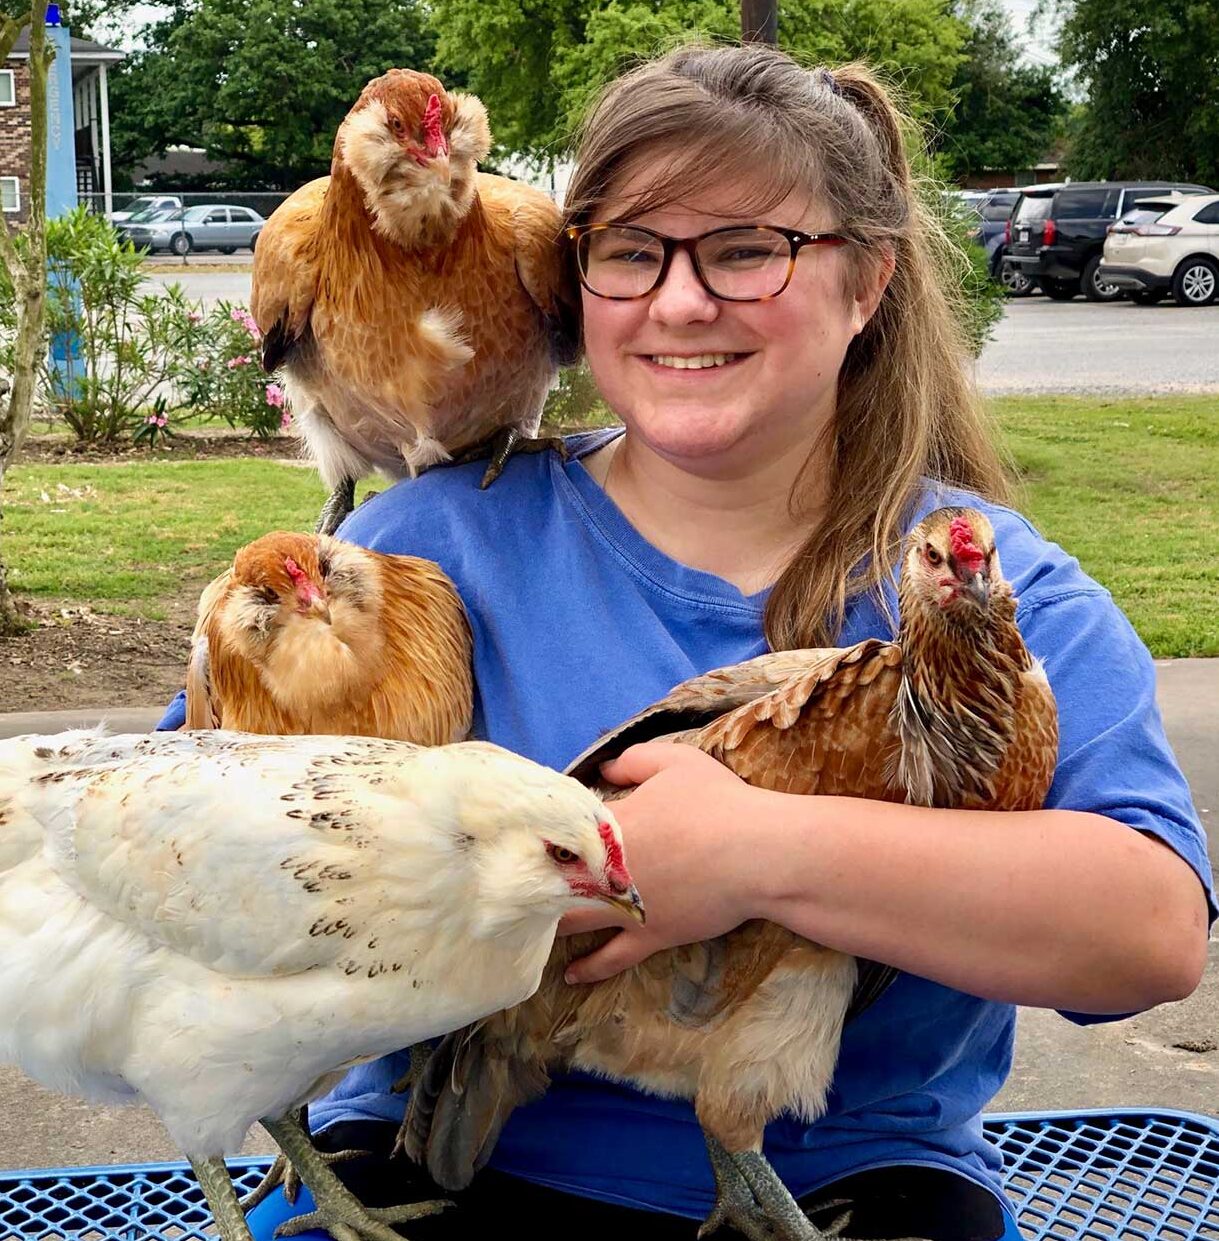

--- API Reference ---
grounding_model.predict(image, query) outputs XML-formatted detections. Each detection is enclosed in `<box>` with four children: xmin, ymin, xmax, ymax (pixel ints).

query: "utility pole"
<box><xmin>741</xmin><ymin>0</ymin><xmax>778</xmax><ymax>45</ymax></box>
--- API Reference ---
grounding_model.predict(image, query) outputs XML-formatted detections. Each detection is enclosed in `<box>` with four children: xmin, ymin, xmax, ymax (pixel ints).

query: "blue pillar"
<box><xmin>44</xmin><ymin>19</ymin><xmax>76</xmax><ymax>218</ymax></box>
<box><xmin>44</xmin><ymin>16</ymin><xmax>81</xmax><ymax>390</ymax></box>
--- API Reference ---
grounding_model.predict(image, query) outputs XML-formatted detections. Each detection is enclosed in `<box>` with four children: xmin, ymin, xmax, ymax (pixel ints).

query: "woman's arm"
<box><xmin>562</xmin><ymin>743</ymin><xmax>1210</xmax><ymax>1015</ymax></box>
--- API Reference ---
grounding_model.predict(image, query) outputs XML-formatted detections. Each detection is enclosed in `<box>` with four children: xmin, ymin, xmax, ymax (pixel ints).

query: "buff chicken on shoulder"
<box><xmin>250</xmin><ymin>69</ymin><xmax>580</xmax><ymax>534</ymax></box>
<box><xmin>401</xmin><ymin>507</ymin><xmax>1058</xmax><ymax>1241</ymax></box>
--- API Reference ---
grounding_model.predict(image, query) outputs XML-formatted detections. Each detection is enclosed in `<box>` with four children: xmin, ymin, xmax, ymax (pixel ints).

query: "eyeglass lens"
<box><xmin>579</xmin><ymin>226</ymin><xmax>793</xmax><ymax>300</ymax></box>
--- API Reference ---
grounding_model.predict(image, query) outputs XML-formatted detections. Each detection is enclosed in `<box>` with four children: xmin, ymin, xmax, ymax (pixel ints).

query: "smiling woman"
<box><xmin>220</xmin><ymin>40</ymin><xmax>1213</xmax><ymax>1241</ymax></box>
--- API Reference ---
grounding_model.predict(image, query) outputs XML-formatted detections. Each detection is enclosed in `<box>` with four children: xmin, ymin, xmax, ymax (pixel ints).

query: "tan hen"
<box><xmin>250</xmin><ymin>69</ymin><xmax>579</xmax><ymax>534</ymax></box>
<box><xmin>401</xmin><ymin>507</ymin><xmax>1058</xmax><ymax>1241</ymax></box>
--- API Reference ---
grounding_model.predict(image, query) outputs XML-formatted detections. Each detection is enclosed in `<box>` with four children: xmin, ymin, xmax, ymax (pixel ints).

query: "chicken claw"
<box><xmin>240</xmin><ymin>1109</ymin><xmax>366</xmax><ymax>1212</ymax></box>
<box><xmin>261</xmin><ymin>1113</ymin><xmax>450</xmax><ymax>1241</ymax></box>
<box><xmin>449</xmin><ymin>425</ymin><xmax>568</xmax><ymax>489</ymax></box>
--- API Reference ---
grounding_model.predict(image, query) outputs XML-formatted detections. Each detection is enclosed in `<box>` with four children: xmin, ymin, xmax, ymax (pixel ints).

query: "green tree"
<box><xmin>431</xmin><ymin>0</ymin><xmax>969</xmax><ymax>162</ymax></box>
<box><xmin>109</xmin><ymin>0</ymin><xmax>436</xmax><ymax>189</ymax></box>
<box><xmin>935</xmin><ymin>2</ymin><xmax>1066</xmax><ymax>180</ymax></box>
<box><xmin>0</xmin><ymin>0</ymin><xmax>139</xmax><ymax>36</ymax></box>
<box><xmin>1057</xmin><ymin>0</ymin><xmax>1219</xmax><ymax>184</ymax></box>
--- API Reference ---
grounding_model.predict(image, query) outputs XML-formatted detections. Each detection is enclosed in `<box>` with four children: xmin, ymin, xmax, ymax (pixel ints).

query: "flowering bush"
<box><xmin>169</xmin><ymin>301</ymin><xmax>291</xmax><ymax>438</ymax></box>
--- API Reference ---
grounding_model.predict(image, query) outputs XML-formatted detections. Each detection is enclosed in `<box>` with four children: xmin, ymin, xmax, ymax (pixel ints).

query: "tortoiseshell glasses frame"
<box><xmin>566</xmin><ymin>222</ymin><xmax>851</xmax><ymax>303</ymax></box>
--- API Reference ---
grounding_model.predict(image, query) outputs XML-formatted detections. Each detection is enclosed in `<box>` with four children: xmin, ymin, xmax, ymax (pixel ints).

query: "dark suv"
<box><xmin>1005</xmin><ymin>181</ymin><xmax>1214</xmax><ymax>301</ymax></box>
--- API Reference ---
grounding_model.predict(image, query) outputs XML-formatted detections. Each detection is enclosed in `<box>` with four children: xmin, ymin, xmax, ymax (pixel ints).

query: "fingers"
<box><xmin>599</xmin><ymin>741</ymin><xmax>705</xmax><ymax>788</ymax></box>
<box><xmin>564</xmin><ymin>929</ymin><xmax>657</xmax><ymax>985</ymax></box>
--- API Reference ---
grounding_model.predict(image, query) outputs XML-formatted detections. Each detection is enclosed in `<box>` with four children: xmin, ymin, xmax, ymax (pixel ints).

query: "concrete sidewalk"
<box><xmin>0</xmin><ymin>660</ymin><xmax>1214</xmax><ymax>1169</ymax></box>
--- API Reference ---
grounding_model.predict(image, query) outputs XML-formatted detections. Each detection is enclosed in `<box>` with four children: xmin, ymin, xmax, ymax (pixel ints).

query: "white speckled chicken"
<box><xmin>0</xmin><ymin>729</ymin><xmax>641</xmax><ymax>1241</ymax></box>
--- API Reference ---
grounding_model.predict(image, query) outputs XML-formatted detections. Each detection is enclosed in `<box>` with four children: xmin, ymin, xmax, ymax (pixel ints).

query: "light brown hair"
<box><xmin>564</xmin><ymin>42</ymin><xmax>1010</xmax><ymax>648</ymax></box>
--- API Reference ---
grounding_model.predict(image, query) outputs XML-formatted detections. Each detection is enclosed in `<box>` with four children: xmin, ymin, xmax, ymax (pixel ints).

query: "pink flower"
<box><xmin>231</xmin><ymin>307</ymin><xmax>262</xmax><ymax>341</ymax></box>
<box><xmin>227</xmin><ymin>355</ymin><xmax>251</xmax><ymax>369</ymax></box>
<box><xmin>187</xmin><ymin>310</ymin><xmax>203</xmax><ymax>324</ymax></box>
<box><xmin>280</xmin><ymin>410</ymin><xmax>293</xmax><ymax>430</ymax></box>
<box><xmin>265</xmin><ymin>382</ymin><xmax>286</xmax><ymax>408</ymax></box>
<box><xmin>144</xmin><ymin>413</ymin><xmax>167</xmax><ymax>427</ymax></box>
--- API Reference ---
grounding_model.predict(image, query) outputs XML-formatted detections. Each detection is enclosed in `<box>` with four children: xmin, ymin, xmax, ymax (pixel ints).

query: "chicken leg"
<box><xmin>191</xmin><ymin>1154</ymin><xmax>256</xmax><ymax>1241</ymax></box>
<box><xmin>261</xmin><ymin>1113</ymin><xmax>450</xmax><ymax>1241</ymax></box>
<box><xmin>315</xmin><ymin>477</ymin><xmax>357</xmax><ymax>537</ymax></box>
<box><xmin>240</xmin><ymin>1107</ymin><xmax>365</xmax><ymax>1213</ymax></box>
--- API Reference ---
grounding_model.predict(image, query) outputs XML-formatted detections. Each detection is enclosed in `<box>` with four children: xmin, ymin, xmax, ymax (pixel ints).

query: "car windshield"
<box><xmin>1116</xmin><ymin>208</ymin><xmax>1166</xmax><ymax>226</ymax></box>
<box><xmin>1013</xmin><ymin>195</ymin><xmax>1053</xmax><ymax>223</ymax></box>
<box><xmin>182</xmin><ymin>206</ymin><xmax>213</xmax><ymax>222</ymax></box>
<box><xmin>980</xmin><ymin>200</ymin><xmax>1016</xmax><ymax>222</ymax></box>
<box><xmin>129</xmin><ymin>205</ymin><xmax>178</xmax><ymax>223</ymax></box>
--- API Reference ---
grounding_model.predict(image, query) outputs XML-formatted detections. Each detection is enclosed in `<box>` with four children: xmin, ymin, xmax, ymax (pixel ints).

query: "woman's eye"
<box><xmin>605</xmin><ymin>248</ymin><xmax>658</xmax><ymax>265</ymax></box>
<box><xmin>926</xmin><ymin>546</ymin><xmax>942</xmax><ymax>567</ymax></box>
<box><xmin>548</xmin><ymin>844</ymin><xmax>580</xmax><ymax>865</ymax></box>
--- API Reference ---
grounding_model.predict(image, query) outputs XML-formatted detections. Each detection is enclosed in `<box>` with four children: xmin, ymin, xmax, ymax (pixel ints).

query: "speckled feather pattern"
<box><xmin>0</xmin><ymin>730</ymin><xmax>617</xmax><ymax>1159</ymax></box>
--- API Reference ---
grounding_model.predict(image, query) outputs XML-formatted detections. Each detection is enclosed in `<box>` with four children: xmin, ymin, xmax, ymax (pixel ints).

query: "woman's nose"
<box><xmin>648</xmin><ymin>249</ymin><xmax>719</xmax><ymax>325</ymax></box>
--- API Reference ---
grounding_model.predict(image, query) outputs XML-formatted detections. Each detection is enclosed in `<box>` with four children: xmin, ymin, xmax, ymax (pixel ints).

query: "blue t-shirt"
<box><xmin>158</xmin><ymin>430</ymin><xmax>1215</xmax><ymax>1220</ymax></box>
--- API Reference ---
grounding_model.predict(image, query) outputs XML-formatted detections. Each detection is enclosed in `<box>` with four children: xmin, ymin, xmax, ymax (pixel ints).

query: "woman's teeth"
<box><xmin>650</xmin><ymin>353</ymin><xmax>738</xmax><ymax>369</ymax></box>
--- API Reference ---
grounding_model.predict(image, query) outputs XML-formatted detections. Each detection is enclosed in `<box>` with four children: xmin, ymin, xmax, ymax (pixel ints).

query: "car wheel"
<box><xmin>1128</xmin><ymin>289</ymin><xmax>1167</xmax><ymax>306</ymax></box>
<box><xmin>169</xmin><ymin>233</ymin><xmax>192</xmax><ymax>256</ymax></box>
<box><xmin>999</xmin><ymin>260</ymin><xmax>1033</xmax><ymax>297</ymax></box>
<box><xmin>1082</xmin><ymin>256</ymin><xmax>1124</xmax><ymax>303</ymax></box>
<box><xmin>1039</xmin><ymin>277</ymin><xmax>1079</xmax><ymax>301</ymax></box>
<box><xmin>1171</xmin><ymin>256</ymin><xmax>1219</xmax><ymax>307</ymax></box>
<box><xmin>219</xmin><ymin>247</ymin><xmax>237</xmax><ymax>255</ymax></box>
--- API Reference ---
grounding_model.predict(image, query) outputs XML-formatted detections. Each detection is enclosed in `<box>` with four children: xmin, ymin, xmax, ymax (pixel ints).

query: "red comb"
<box><xmin>284</xmin><ymin>556</ymin><xmax>307</xmax><ymax>585</ymax></box>
<box><xmin>422</xmin><ymin>93</ymin><xmax>446</xmax><ymax>156</ymax></box>
<box><xmin>949</xmin><ymin>516</ymin><xmax>986</xmax><ymax>574</ymax></box>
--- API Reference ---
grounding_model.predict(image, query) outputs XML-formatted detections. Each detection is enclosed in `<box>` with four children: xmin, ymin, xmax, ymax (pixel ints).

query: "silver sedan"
<box><xmin>122</xmin><ymin>204</ymin><xmax>266</xmax><ymax>255</ymax></box>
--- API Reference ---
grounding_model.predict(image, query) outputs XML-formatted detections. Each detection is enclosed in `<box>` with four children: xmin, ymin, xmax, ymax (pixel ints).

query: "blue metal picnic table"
<box><xmin>1</xmin><ymin>1108</ymin><xmax>1216</xmax><ymax>1240</ymax></box>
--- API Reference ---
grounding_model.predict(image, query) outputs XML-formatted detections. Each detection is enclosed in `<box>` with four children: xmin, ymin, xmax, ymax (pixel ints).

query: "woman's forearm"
<box><xmin>745</xmin><ymin>791</ymin><xmax>1209</xmax><ymax>1014</ymax></box>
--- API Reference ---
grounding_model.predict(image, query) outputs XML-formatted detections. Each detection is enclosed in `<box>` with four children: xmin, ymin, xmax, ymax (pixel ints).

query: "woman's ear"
<box><xmin>850</xmin><ymin>244</ymin><xmax>896</xmax><ymax>334</ymax></box>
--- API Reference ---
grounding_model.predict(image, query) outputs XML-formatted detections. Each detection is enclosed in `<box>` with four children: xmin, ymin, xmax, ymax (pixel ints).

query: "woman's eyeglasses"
<box><xmin>566</xmin><ymin>223</ymin><xmax>850</xmax><ymax>302</ymax></box>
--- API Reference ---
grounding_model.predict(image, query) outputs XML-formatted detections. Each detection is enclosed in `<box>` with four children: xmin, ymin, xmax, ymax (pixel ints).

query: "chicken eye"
<box><xmin>389</xmin><ymin>114</ymin><xmax>405</xmax><ymax>135</ymax></box>
<box><xmin>255</xmin><ymin>586</ymin><xmax>278</xmax><ymax>606</ymax></box>
<box><xmin>926</xmin><ymin>545</ymin><xmax>943</xmax><ymax>567</ymax></box>
<box><xmin>547</xmin><ymin>844</ymin><xmax>580</xmax><ymax>866</ymax></box>
<box><xmin>318</xmin><ymin>553</ymin><xmax>332</xmax><ymax>578</ymax></box>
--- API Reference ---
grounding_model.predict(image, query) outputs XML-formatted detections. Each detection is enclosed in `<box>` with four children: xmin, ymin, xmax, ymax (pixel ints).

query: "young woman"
<box><xmin>181</xmin><ymin>43</ymin><xmax>1212</xmax><ymax>1241</ymax></box>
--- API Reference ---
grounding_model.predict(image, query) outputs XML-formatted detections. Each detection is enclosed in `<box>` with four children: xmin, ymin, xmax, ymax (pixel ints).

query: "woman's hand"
<box><xmin>558</xmin><ymin>743</ymin><xmax>778</xmax><ymax>984</ymax></box>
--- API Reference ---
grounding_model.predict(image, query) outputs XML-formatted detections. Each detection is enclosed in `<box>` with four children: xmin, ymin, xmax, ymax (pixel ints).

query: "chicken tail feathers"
<box><xmin>400</xmin><ymin>1025</ymin><xmax>549</xmax><ymax>1191</ymax></box>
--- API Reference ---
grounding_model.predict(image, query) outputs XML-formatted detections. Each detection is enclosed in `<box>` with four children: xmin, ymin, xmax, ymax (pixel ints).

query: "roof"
<box><xmin>6</xmin><ymin>30</ymin><xmax>124</xmax><ymax>64</ymax></box>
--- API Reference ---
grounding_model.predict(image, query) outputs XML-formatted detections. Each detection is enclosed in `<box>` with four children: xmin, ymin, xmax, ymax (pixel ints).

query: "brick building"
<box><xmin>2</xmin><ymin>28</ymin><xmax>123</xmax><ymax>223</ymax></box>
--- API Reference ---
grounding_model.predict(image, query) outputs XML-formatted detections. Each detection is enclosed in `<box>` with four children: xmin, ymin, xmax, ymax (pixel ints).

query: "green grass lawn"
<box><xmin>4</xmin><ymin>394</ymin><xmax>1217</xmax><ymax>654</ymax></box>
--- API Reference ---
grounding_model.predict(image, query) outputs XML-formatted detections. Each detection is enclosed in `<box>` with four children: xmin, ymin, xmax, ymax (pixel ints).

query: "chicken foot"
<box><xmin>315</xmin><ymin>477</ymin><xmax>357</xmax><ymax>537</ymax></box>
<box><xmin>261</xmin><ymin>1112</ymin><xmax>450</xmax><ymax>1241</ymax></box>
<box><xmin>449</xmin><ymin>425</ymin><xmax>569</xmax><ymax>489</ymax></box>
<box><xmin>240</xmin><ymin>1107</ymin><xmax>365</xmax><ymax>1213</ymax></box>
<box><xmin>700</xmin><ymin>1136</ymin><xmax>856</xmax><ymax>1241</ymax></box>
<box><xmin>190</xmin><ymin>1154</ymin><xmax>256</xmax><ymax>1241</ymax></box>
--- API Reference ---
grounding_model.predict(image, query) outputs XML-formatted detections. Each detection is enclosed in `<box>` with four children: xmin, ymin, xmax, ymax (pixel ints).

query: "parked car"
<box><xmin>122</xmin><ymin>204</ymin><xmax>266</xmax><ymax>255</ymax></box>
<box><xmin>1099</xmin><ymin>192</ymin><xmax>1219</xmax><ymax>307</ymax></box>
<box><xmin>964</xmin><ymin>189</ymin><xmax>1031</xmax><ymax>295</ymax></box>
<box><xmin>107</xmin><ymin>194</ymin><xmax>182</xmax><ymax>225</ymax></box>
<box><xmin>1004</xmin><ymin>181</ymin><xmax>1214</xmax><ymax>301</ymax></box>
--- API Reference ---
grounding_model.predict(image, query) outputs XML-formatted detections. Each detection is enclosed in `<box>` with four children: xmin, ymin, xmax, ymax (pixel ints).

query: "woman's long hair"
<box><xmin>564</xmin><ymin>42</ymin><xmax>1010</xmax><ymax>648</ymax></box>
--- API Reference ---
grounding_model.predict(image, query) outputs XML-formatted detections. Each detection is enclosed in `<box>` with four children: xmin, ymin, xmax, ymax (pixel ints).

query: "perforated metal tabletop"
<box><xmin>1</xmin><ymin>1108</ymin><xmax>1216</xmax><ymax>1240</ymax></box>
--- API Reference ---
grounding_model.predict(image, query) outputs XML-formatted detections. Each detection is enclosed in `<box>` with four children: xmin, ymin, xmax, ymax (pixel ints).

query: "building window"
<box><xmin>0</xmin><ymin>70</ymin><xmax>15</xmax><ymax>106</ymax></box>
<box><xmin>1</xmin><ymin>177</ymin><xmax>19</xmax><ymax>213</ymax></box>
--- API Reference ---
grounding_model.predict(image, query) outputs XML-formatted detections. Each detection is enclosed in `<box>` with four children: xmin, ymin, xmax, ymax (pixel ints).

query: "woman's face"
<box><xmin>580</xmin><ymin>163</ymin><xmax>891</xmax><ymax>479</ymax></box>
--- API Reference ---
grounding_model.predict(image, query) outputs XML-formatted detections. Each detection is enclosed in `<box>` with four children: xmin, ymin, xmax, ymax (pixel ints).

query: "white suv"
<box><xmin>1099</xmin><ymin>193</ymin><xmax>1219</xmax><ymax>306</ymax></box>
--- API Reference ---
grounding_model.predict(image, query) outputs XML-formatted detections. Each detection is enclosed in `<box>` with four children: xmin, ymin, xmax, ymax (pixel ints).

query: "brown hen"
<box><xmin>186</xmin><ymin>530</ymin><xmax>472</xmax><ymax>747</ymax></box>
<box><xmin>251</xmin><ymin>69</ymin><xmax>580</xmax><ymax>534</ymax></box>
<box><xmin>400</xmin><ymin>507</ymin><xmax>1058</xmax><ymax>1241</ymax></box>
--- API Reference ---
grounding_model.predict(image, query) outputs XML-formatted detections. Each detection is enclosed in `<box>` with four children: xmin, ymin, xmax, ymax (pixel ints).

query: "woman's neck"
<box><xmin>585</xmin><ymin>432</ymin><xmax>827</xmax><ymax>596</ymax></box>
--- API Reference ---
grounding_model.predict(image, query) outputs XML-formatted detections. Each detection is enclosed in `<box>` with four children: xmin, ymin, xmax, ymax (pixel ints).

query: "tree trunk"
<box><xmin>0</xmin><ymin>5</ymin><xmax>49</xmax><ymax>635</ymax></box>
<box><xmin>740</xmin><ymin>0</ymin><xmax>777</xmax><ymax>45</ymax></box>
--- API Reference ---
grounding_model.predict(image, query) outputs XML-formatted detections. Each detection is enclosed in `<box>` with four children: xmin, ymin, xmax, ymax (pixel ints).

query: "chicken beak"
<box><xmin>959</xmin><ymin>570</ymin><xmax>990</xmax><ymax>608</ymax></box>
<box><xmin>308</xmin><ymin>594</ymin><xmax>332</xmax><ymax>625</ymax></box>
<box><xmin>600</xmin><ymin>885</ymin><xmax>646</xmax><ymax>925</ymax></box>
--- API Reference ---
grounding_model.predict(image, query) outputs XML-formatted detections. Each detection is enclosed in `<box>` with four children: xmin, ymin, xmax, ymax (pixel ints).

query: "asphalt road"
<box><xmin>141</xmin><ymin>266</ymin><xmax>1219</xmax><ymax>395</ymax></box>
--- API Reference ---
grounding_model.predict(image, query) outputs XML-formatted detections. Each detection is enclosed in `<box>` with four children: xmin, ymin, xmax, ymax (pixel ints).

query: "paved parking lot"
<box><xmin>976</xmin><ymin>296</ymin><xmax>1219</xmax><ymax>394</ymax></box>
<box><xmin>144</xmin><ymin>266</ymin><xmax>1219</xmax><ymax>395</ymax></box>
